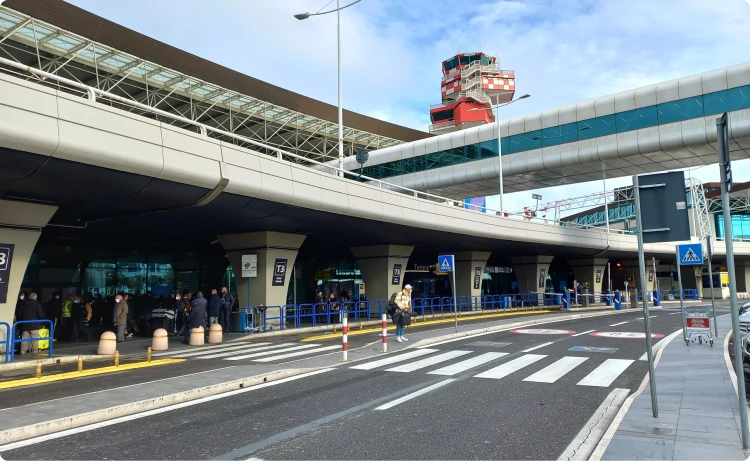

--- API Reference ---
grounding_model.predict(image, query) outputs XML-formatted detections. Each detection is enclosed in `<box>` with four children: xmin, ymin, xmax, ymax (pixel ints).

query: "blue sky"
<box><xmin>67</xmin><ymin>0</ymin><xmax>750</xmax><ymax>212</ymax></box>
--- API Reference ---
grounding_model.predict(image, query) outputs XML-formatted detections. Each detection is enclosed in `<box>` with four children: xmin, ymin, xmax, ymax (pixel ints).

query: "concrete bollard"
<box><xmin>208</xmin><ymin>323</ymin><xmax>223</xmax><ymax>344</ymax></box>
<box><xmin>97</xmin><ymin>331</ymin><xmax>117</xmax><ymax>355</ymax></box>
<box><xmin>36</xmin><ymin>361</ymin><xmax>42</xmax><ymax>379</ymax></box>
<box><xmin>152</xmin><ymin>328</ymin><xmax>169</xmax><ymax>351</ymax></box>
<box><xmin>189</xmin><ymin>326</ymin><xmax>204</xmax><ymax>346</ymax></box>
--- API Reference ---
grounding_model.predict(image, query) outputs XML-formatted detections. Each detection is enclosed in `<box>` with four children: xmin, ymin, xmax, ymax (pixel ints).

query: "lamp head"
<box><xmin>294</xmin><ymin>12</ymin><xmax>311</xmax><ymax>20</ymax></box>
<box><xmin>518</xmin><ymin>94</ymin><xmax>531</xmax><ymax>99</ymax></box>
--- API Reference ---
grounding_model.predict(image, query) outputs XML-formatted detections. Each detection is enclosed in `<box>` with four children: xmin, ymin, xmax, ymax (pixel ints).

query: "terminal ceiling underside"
<box><xmin>0</xmin><ymin>5</ymin><xmax>411</xmax><ymax>165</ymax></box>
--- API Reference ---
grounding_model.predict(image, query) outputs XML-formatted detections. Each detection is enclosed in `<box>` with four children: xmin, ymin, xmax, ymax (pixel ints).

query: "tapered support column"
<box><xmin>510</xmin><ymin>256</ymin><xmax>554</xmax><ymax>293</ymax></box>
<box><xmin>349</xmin><ymin>245</ymin><xmax>414</xmax><ymax>302</ymax></box>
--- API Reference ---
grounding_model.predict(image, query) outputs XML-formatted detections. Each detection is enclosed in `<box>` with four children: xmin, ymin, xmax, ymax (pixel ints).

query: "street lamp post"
<box><xmin>469</xmin><ymin>93</ymin><xmax>530</xmax><ymax>212</ymax></box>
<box><xmin>295</xmin><ymin>0</ymin><xmax>363</xmax><ymax>177</ymax></box>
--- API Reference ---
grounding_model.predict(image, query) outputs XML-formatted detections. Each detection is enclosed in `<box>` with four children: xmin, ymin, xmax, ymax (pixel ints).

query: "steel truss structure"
<box><xmin>0</xmin><ymin>6</ymin><xmax>403</xmax><ymax>163</ymax></box>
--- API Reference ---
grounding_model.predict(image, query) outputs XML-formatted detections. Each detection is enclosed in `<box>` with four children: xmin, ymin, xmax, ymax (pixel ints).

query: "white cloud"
<box><xmin>66</xmin><ymin>0</ymin><xmax>750</xmax><ymax>206</ymax></box>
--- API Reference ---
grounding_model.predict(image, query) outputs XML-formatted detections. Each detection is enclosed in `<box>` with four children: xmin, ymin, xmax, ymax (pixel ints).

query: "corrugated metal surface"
<box><xmin>5</xmin><ymin>0</ymin><xmax>431</xmax><ymax>143</ymax></box>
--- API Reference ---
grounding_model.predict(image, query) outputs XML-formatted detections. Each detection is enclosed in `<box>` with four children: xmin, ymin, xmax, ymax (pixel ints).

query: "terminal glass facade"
<box><xmin>715</xmin><ymin>213</ymin><xmax>750</xmax><ymax>240</ymax></box>
<box><xmin>361</xmin><ymin>84</ymin><xmax>750</xmax><ymax>180</ymax></box>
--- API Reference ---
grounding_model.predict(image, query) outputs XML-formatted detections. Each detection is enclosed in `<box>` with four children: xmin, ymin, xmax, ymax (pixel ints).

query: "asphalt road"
<box><xmin>1</xmin><ymin>307</ymin><xmax>691</xmax><ymax>460</ymax></box>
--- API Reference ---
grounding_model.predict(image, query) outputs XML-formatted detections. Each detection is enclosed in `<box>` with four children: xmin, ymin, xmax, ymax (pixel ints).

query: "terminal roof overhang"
<box><xmin>1</xmin><ymin>0</ymin><xmax>431</xmax><ymax>160</ymax></box>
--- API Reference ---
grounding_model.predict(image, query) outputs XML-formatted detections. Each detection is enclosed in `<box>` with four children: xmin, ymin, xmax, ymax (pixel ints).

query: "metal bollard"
<box><xmin>341</xmin><ymin>317</ymin><xmax>348</xmax><ymax>362</ymax></box>
<box><xmin>77</xmin><ymin>355</ymin><xmax>83</xmax><ymax>372</ymax></box>
<box><xmin>147</xmin><ymin>346</ymin><xmax>152</xmax><ymax>362</ymax></box>
<box><xmin>381</xmin><ymin>313</ymin><xmax>387</xmax><ymax>353</ymax></box>
<box><xmin>36</xmin><ymin>360</ymin><xmax>42</xmax><ymax>379</ymax></box>
<box><xmin>359</xmin><ymin>321</ymin><xmax>363</xmax><ymax>331</ymax></box>
<box><xmin>114</xmin><ymin>350</ymin><xmax>120</xmax><ymax>367</ymax></box>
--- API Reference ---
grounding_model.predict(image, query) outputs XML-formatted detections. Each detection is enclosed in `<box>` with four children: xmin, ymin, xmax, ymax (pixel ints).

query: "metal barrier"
<box><xmin>262</xmin><ymin>306</ymin><xmax>283</xmax><ymax>332</ymax></box>
<box><xmin>1</xmin><ymin>321</ymin><xmax>11</xmax><ymax>363</ymax></box>
<box><xmin>10</xmin><ymin>320</ymin><xmax>54</xmax><ymax>362</ymax></box>
<box><xmin>282</xmin><ymin>304</ymin><xmax>298</xmax><ymax>328</ymax></box>
<box><xmin>342</xmin><ymin>301</ymin><xmax>370</xmax><ymax>322</ymax></box>
<box><xmin>314</xmin><ymin>302</ymin><xmax>332</xmax><ymax>325</ymax></box>
<box><xmin>298</xmin><ymin>303</ymin><xmax>317</xmax><ymax>327</ymax></box>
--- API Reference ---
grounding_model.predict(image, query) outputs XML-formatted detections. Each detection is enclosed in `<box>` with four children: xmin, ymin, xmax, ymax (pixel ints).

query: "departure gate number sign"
<box><xmin>0</xmin><ymin>244</ymin><xmax>14</xmax><ymax>304</ymax></box>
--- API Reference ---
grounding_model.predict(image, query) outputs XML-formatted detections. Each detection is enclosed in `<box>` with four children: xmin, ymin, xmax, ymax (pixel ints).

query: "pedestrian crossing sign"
<box><xmin>438</xmin><ymin>255</ymin><xmax>454</xmax><ymax>272</ymax></box>
<box><xmin>676</xmin><ymin>243</ymin><xmax>703</xmax><ymax>266</ymax></box>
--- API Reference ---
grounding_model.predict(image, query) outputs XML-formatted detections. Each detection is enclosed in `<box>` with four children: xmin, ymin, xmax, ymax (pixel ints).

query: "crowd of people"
<box><xmin>13</xmin><ymin>287</ymin><xmax>237</xmax><ymax>351</ymax></box>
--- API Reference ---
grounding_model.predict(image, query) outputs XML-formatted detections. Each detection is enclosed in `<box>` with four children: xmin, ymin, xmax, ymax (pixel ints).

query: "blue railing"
<box><xmin>10</xmin><ymin>320</ymin><xmax>54</xmax><ymax>362</ymax></box>
<box><xmin>1</xmin><ymin>321</ymin><xmax>11</xmax><ymax>363</ymax></box>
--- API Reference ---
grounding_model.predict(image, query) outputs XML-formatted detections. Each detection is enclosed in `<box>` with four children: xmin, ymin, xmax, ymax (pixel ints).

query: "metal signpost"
<box><xmin>438</xmin><ymin>255</ymin><xmax>458</xmax><ymax>333</ymax></box>
<box><xmin>676</xmin><ymin>243</ymin><xmax>703</xmax><ymax>341</ymax></box>
<box><xmin>706</xmin><ymin>235</ymin><xmax>718</xmax><ymax>336</ymax></box>
<box><xmin>633</xmin><ymin>170</ymin><xmax>691</xmax><ymax>418</ymax></box>
<box><xmin>717</xmin><ymin>112</ymin><xmax>750</xmax><ymax>449</ymax></box>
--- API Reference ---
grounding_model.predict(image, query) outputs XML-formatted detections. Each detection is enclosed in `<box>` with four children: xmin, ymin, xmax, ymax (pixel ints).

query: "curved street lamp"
<box><xmin>294</xmin><ymin>0</ymin><xmax>364</xmax><ymax>176</ymax></box>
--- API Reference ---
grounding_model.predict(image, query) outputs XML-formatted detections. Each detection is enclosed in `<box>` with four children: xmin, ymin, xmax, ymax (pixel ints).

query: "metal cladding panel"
<box><xmin>477</xmin><ymin>123</ymin><xmax>496</xmax><ymax>143</ymax></box>
<box><xmin>508</xmin><ymin>116</ymin><xmax>525</xmax><ymax>136</ymax></box>
<box><xmin>576</xmin><ymin>100</ymin><xmax>596</xmax><ymax>121</ymax></box>
<box><xmin>541</xmin><ymin>109</ymin><xmax>559</xmax><ymax>129</ymax></box>
<box><xmin>595</xmin><ymin>96</ymin><xmax>615</xmax><ymax>117</ymax></box>
<box><xmin>634</xmin><ymin>86</ymin><xmax>657</xmax><ymax>109</ymax></box>
<box><xmin>656</xmin><ymin>79</ymin><xmax>680</xmax><ymax>104</ymax></box>
<box><xmin>727</xmin><ymin>63</ymin><xmax>750</xmax><ymax>89</ymax></box>
<box><xmin>636</xmin><ymin>171</ymin><xmax>690</xmax><ymax>244</ymax></box>
<box><xmin>558</xmin><ymin>104</ymin><xmax>577</xmax><ymax>125</ymax></box>
<box><xmin>524</xmin><ymin>113</ymin><xmax>542</xmax><ymax>132</ymax></box>
<box><xmin>678</xmin><ymin>74</ymin><xmax>703</xmax><ymax>99</ymax></box>
<box><xmin>614</xmin><ymin>91</ymin><xmax>636</xmax><ymax>113</ymax></box>
<box><xmin>702</xmin><ymin>68</ymin><xmax>729</xmax><ymax>94</ymax></box>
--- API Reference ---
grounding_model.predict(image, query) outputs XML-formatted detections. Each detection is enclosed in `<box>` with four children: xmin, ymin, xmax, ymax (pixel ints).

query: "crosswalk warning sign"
<box><xmin>676</xmin><ymin>243</ymin><xmax>703</xmax><ymax>266</ymax></box>
<box><xmin>438</xmin><ymin>255</ymin><xmax>454</xmax><ymax>272</ymax></box>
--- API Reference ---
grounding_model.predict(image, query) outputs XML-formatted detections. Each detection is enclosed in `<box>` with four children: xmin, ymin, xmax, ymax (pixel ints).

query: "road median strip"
<box><xmin>0</xmin><ymin>359</ymin><xmax>186</xmax><ymax>390</ymax></box>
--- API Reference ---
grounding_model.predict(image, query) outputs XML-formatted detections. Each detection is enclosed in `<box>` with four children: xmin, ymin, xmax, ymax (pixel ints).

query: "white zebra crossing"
<box><xmin>351</xmin><ymin>350</ymin><xmax>635</xmax><ymax>388</ymax></box>
<box><xmin>427</xmin><ymin>352</ymin><xmax>508</xmax><ymax>376</ymax></box>
<box><xmin>385</xmin><ymin>351</ymin><xmax>472</xmax><ymax>373</ymax></box>
<box><xmin>155</xmin><ymin>342</ymin><xmax>273</xmax><ymax>358</ymax></box>
<box><xmin>157</xmin><ymin>342</ymin><xmax>343</xmax><ymax>363</ymax></box>
<box><xmin>523</xmin><ymin>356</ymin><xmax>589</xmax><ymax>383</ymax></box>
<box><xmin>253</xmin><ymin>345</ymin><xmax>340</xmax><ymax>362</ymax></box>
<box><xmin>224</xmin><ymin>344</ymin><xmax>322</xmax><ymax>361</ymax></box>
<box><xmin>196</xmin><ymin>343</ymin><xmax>296</xmax><ymax>360</ymax></box>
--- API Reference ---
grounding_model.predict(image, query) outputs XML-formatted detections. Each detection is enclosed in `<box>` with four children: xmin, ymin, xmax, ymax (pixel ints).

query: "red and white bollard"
<box><xmin>341</xmin><ymin>316</ymin><xmax>349</xmax><ymax>361</ymax></box>
<box><xmin>381</xmin><ymin>313</ymin><xmax>388</xmax><ymax>353</ymax></box>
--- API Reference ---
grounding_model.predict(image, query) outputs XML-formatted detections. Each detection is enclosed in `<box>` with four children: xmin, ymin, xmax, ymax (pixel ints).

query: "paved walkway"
<box><xmin>601</xmin><ymin>314</ymin><xmax>749</xmax><ymax>461</ymax></box>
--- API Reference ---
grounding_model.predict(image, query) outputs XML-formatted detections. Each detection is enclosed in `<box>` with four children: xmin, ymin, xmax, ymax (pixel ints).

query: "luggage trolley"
<box><xmin>243</xmin><ymin>305</ymin><xmax>274</xmax><ymax>333</ymax></box>
<box><xmin>684</xmin><ymin>305</ymin><xmax>713</xmax><ymax>347</ymax></box>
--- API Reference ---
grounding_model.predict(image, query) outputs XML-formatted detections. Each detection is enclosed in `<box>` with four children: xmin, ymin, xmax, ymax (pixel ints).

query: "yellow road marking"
<box><xmin>300</xmin><ymin>309</ymin><xmax>556</xmax><ymax>342</ymax></box>
<box><xmin>0</xmin><ymin>358</ymin><xmax>186</xmax><ymax>390</ymax></box>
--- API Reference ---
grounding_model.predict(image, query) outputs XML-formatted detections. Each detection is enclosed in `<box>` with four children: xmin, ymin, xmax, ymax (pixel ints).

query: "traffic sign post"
<box><xmin>676</xmin><ymin>243</ymin><xmax>703</xmax><ymax>342</ymax></box>
<box><xmin>438</xmin><ymin>255</ymin><xmax>458</xmax><ymax>333</ymax></box>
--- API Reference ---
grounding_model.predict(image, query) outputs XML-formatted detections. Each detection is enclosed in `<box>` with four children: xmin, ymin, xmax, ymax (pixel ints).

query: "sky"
<box><xmin>66</xmin><ymin>0</ymin><xmax>750</xmax><ymax>213</ymax></box>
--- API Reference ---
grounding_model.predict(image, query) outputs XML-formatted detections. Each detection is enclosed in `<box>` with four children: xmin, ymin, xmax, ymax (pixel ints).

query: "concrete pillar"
<box><xmin>349</xmin><ymin>245</ymin><xmax>414</xmax><ymax>302</ymax></box>
<box><xmin>0</xmin><ymin>200</ymin><xmax>58</xmax><ymax>352</ymax></box>
<box><xmin>734</xmin><ymin>261</ymin><xmax>750</xmax><ymax>293</ymax></box>
<box><xmin>568</xmin><ymin>258</ymin><xmax>609</xmax><ymax>293</ymax></box>
<box><xmin>509</xmin><ymin>256</ymin><xmax>554</xmax><ymax>293</ymax></box>
<box><xmin>218</xmin><ymin>232</ymin><xmax>306</xmax><ymax>313</ymax></box>
<box><xmin>454</xmin><ymin>251</ymin><xmax>492</xmax><ymax>298</ymax></box>
<box><xmin>620</xmin><ymin>260</ymin><xmax>660</xmax><ymax>292</ymax></box>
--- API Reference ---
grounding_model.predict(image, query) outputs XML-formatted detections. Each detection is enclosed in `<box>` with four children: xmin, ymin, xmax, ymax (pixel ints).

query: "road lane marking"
<box><xmin>521</xmin><ymin>341</ymin><xmax>554</xmax><ymax>352</ymax></box>
<box><xmin>253</xmin><ymin>345</ymin><xmax>340</xmax><ymax>362</ymax></box>
<box><xmin>609</xmin><ymin>322</ymin><xmax>628</xmax><ymax>326</ymax></box>
<box><xmin>0</xmin><ymin>369</ymin><xmax>334</xmax><ymax>452</ymax></box>
<box><xmin>524</xmin><ymin>356</ymin><xmax>589</xmax><ymax>383</ymax></box>
<box><xmin>475</xmin><ymin>354</ymin><xmax>547</xmax><ymax>380</ymax></box>
<box><xmin>350</xmin><ymin>349</ymin><xmax>438</xmax><ymax>370</ymax></box>
<box><xmin>637</xmin><ymin>316</ymin><xmax>658</xmax><ymax>320</ymax></box>
<box><xmin>224</xmin><ymin>344</ymin><xmax>320</xmax><ymax>361</ymax></box>
<box><xmin>374</xmin><ymin>379</ymin><xmax>456</xmax><ymax>411</ymax></box>
<box><xmin>385</xmin><ymin>350</ymin><xmax>472</xmax><ymax>373</ymax></box>
<box><xmin>195</xmin><ymin>343</ymin><xmax>296</xmax><ymax>359</ymax></box>
<box><xmin>577</xmin><ymin>359</ymin><xmax>634</xmax><ymax>387</ymax></box>
<box><xmin>156</xmin><ymin>342</ymin><xmax>272</xmax><ymax>357</ymax></box>
<box><xmin>669</xmin><ymin>312</ymin><xmax>682</xmax><ymax>315</ymax></box>
<box><xmin>428</xmin><ymin>352</ymin><xmax>509</xmax><ymax>376</ymax></box>
<box><xmin>572</xmin><ymin>330</ymin><xmax>596</xmax><ymax>337</ymax></box>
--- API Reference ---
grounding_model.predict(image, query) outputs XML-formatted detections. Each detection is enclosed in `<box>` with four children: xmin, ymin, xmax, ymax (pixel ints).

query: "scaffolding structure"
<box><xmin>0</xmin><ymin>6</ymin><xmax>404</xmax><ymax>164</ymax></box>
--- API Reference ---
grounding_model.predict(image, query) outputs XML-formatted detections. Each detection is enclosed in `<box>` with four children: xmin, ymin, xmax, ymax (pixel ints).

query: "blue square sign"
<box><xmin>438</xmin><ymin>255</ymin><xmax>454</xmax><ymax>272</ymax></box>
<box><xmin>676</xmin><ymin>243</ymin><xmax>703</xmax><ymax>266</ymax></box>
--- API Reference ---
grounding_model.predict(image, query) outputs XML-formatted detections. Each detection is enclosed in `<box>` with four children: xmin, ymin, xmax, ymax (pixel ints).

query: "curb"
<box><xmin>0</xmin><ymin>354</ymin><xmax>107</xmax><ymax>372</ymax></box>
<box><xmin>408</xmin><ymin>308</ymin><xmax>648</xmax><ymax>349</ymax></box>
<box><xmin>0</xmin><ymin>367</ymin><xmax>317</xmax><ymax>445</ymax></box>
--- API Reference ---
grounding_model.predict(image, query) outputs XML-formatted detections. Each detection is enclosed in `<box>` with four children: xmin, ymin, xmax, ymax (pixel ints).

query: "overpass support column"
<box><xmin>619</xmin><ymin>260</ymin><xmax>660</xmax><ymax>293</ymax></box>
<box><xmin>0</xmin><ymin>199</ymin><xmax>58</xmax><ymax>353</ymax></box>
<box><xmin>453</xmin><ymin>252</ymin><xmax>492</xmax><ymax>300</ymax></box>
<box><xmin>218</xmin><ymin>232</ymin><xmax>306</xmax><ymax>324</ymax></box>
<box><xmin>509</xmin><ymin>256</ymin><xmax>554</xmax><ymax>294</ymax></box>
<box><xmin>568</xmin><ymin>258</ymin><xmax>609</xmax><ymax>294</ymax></box>
<box><xmin>349</xmin><ymin>245</ymin><xmax>414</xmax><ymax>304</ymax></box>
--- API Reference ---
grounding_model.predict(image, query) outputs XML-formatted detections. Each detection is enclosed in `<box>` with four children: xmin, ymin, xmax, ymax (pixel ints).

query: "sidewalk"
<box><xmin>597</xmin><ymin>314</ymin><xmax>749</xmax><ymax>461</ymax></box>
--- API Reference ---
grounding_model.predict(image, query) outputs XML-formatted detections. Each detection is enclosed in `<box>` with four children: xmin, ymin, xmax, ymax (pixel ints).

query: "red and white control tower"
<box><xmin>429</xmin><ymin>52</ymin><xmax>515</xmax><ymax>134</ymax></box>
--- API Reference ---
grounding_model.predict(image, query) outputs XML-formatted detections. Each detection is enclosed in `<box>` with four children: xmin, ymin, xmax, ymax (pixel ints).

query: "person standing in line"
<box><xmin>208</xmin><ymin>289</ymin><xmax>221</xmax><ymax>327</ymax></box>
<box><xmin>61</xmin><ymin>294</ymin><xmax>73</xmax><ymax>341</ymax></box>
<box><xmin>176</xmin><ymin>291</ymin><xmax>192</xmax><ymax>336</ymax></box>
<box><xmin>114</xmin><ymin>294</ymin><xmax>128</xmax><ymax>342</ymax></box>
<box><xmin>184</xmin><ymin>291</ymin><xmax>207</xmax><ymax>344</ymax></box>
<box><xmin>394</xmin><ymin>284</ymin><xmax>413</xmax><ymax>343</ymax></box>
<box><xmin>219</xmin><ymin>287</ymin><xmax>235</xmax><ymax>333</ymax></box>
<box><xmin>71</xmin><ymin>295</ymin><xmax>92</xmax><ymax>343</ymax></box>
<box><xmin>43</xmin><ymin>293</ymin><xmax>62</xmax><ymax>341</ymax></box>
<box><xmin>15</xmin><ymin>293</ymin><xmax>46</xmax><ymax>355</ymax></box>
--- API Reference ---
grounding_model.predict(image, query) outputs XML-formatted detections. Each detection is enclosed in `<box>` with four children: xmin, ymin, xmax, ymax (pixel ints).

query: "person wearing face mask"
<box><xmin>43</xmin><ymin>293</ymin><xmax>62</xmax><ymax>340</ymax></box>
<box><xmin>71</xmin><ymin>295</ymin><xmax>92</xmax><ymax>343</ymax></box>
<box><xmin>114</xmin><ymin>294</ymin><xmax>128</xmax><ymax>342</ymax></box>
